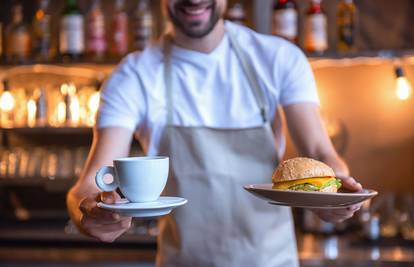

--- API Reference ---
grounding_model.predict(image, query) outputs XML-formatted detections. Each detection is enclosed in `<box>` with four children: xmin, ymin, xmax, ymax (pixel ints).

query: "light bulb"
<box><xmin>394</xmin><ymin>66</ymin><xmax>412</xmax><ymax>101</ymax></box>
<box><xmin>60</xmin><ymin>83</ymin><xmax>68</xmax><ymax>95</ymax></box>
<box><xmin>88</xmin><ymin>91</ymin><xmax>100</xmax><ymax>113</ymax></box>
<box><xmin>57</xmin><ymin>101</ymin><xmax>66</xmax><ymax>125</ymax></box>
<box><xmin>395</xmin><ymin>76</ymin><xmax>412</xmax><ymax>101</ymax></box>
<box><xmin>70</xmin><ymin>96</ymin><xmax>80</xmax><ymax>126</ymax></box>
<box><xmin>0</xmin><ymin>91</ymin><xmax>15</xmax><ymax>112</ymax></box>
<box><xmin>27</xmin><ymin>99</ymin><xmax>37</xmax><ymax>127</ymax></box>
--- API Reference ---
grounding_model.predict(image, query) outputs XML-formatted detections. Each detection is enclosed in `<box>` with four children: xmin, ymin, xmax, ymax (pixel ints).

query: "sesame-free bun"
<box><xmin>272</xmin><ymin>157</ymin><xmax>335</xmax><ymax>183</ymax></box>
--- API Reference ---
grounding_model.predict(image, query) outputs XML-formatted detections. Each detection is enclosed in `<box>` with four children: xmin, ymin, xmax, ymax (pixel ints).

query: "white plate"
<box><xmin>244</xmin><ymin>184</ymin><xmax>378</xmax><ymax>209</ymax></box>
<box><xmin>97</xmin><ymin>196</ymin><xmax>188</xmax><ymax>218</ymax></box>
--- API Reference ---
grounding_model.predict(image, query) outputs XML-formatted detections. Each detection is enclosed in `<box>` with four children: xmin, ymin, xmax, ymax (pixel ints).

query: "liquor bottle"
<box><xmin>337</xmin><ymin>0</ymin><xmax>357</xmax><ymax>53</ymax></box>
<box><xmin>304</xmin><ymin>0</ymin><xmax>328</xmax><ymax>54</ymax></box>
<box><xmin>33</xmin><ymin>0</ymin><xmax>54</xmax><ymax>62</ymax></box>
<box><xmin>27</xmin><ymin>87</ymin><xmax>47</xmax><ymax>127</ymax></box>
<box><xmin>60</xmin><ymin>0</ymin><xmax>84</xmax><ymax>61</ymax></box>
<box><xmin>34</xmin><ymin>87</ymin><xmax>47</xmax><ymax>127</ymax></box>
<box><xmin>272</xmin><ymin>0</ymin><xmax>298</xmax><ymax>43</ymax></box>
<box><xmin>226</xmin><ymin>2</ymin><xmax>246</xmax><ymax>26</ymax></box>
<box><xmin>5</xmin><ymin>4</ymin><xmax>31</xmax><ymax>64</ymax></box>
<box><xmin>133</xmin><ymin>0</ymin><xmax>154</xmax><ymax>51</ymax></box>
<box><xmin>86</xmin><ymin>0</ymin><xmax>107</xmax><ymax>61</ymax></box>
<box><xmin>109</xmin><ymin>0</ymin><xmax>129</xmax><ymax>59</ymax></box>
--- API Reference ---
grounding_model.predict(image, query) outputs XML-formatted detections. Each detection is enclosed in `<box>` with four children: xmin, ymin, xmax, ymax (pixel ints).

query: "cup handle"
<box><xmin>95</xmin><ymin>166</ymin><xmax>118</xmax><ymax>192</ymax></box>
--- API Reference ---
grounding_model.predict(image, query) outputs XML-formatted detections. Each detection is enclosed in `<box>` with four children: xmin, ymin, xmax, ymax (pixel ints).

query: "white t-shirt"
<box><xmin>97</xmin><ymin>21</ymin><xmax>319</xmax><ymax>156</ymax></box>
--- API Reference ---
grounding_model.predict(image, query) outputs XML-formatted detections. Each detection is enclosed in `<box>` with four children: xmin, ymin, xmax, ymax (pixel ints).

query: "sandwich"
<box><xmin>272</xmin><ymin>157</ymin><xmax>342</xmax><ymax>192</ymax></box>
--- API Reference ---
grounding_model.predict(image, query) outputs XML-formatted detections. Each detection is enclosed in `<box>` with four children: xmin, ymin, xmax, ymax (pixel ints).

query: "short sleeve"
<box><xmin>277</xmin><ymin>45</ymin><xmax>320</xmax><ymax>106</ymax></box>
<box><xmin>96</xmin><ymin>54</ymin><xmax>146</xmax><ymax>131</ymax></box>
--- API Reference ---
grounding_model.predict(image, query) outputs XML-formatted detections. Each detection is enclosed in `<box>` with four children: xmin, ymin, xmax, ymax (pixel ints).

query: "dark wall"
<box><xmin>356</xmin><ymin>0</ymin><xmax>414</xmax><ymax>50</ymax></box>
<box><xmin>295</xmin><ymin>0</ymin><xmax>414</xmax><ymax>51</ymax></box>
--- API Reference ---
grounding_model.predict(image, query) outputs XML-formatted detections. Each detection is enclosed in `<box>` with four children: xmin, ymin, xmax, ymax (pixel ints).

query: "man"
<box><xmin>67</xmin><ymin>0</ymin><xmax>363</xmax><ymax>266</ymax></box>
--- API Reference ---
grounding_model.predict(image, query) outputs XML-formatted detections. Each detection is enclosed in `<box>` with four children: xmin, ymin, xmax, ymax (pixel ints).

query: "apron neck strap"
<box><xmin>162</xmin><ymin>29</ymin><xmax>269</xmax><ymax>125</ymax></box>
<box><xmin>162</xmin><ymin>35</ymin><xmax>174</xmax><ymax>125</ymax></box>
<box><xmin>226</xmin><ymin>30</ymin><xmax>269</xmax><ymax>123</ymax></box>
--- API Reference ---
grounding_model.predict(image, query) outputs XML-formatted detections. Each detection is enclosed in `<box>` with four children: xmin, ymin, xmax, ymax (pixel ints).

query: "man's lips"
<box><xmin>177</xmin><ymin>4</ymin><xmax>213</xmax><ymax>22</ymax></box>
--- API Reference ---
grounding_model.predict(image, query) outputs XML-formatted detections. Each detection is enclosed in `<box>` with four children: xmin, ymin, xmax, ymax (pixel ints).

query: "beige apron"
<box><xmin>156</xmin><ymin>30</ymin><xmax>298</xmax><ymax>267</ymax></box>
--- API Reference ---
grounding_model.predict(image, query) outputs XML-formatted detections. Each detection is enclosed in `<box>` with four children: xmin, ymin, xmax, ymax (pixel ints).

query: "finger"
<box><xmin>321</xmin><ymin>212</ymin><xmax>354</xmax><ymax>223</ymax></box>
<box><xmin>318</xmin><ymin>209</ymin><xmax>354</xmax><ymax>218</ymax></box>
<box><xmin>79</xmin><ymin>198</ymin><xmax>121</xmax><ymax>221</ymax></box>
<box><xmin>97</xmin><ymin>230</ymin><xmax>128</xmax><ymax>243</ymax></box>
<box><xmin>346</xmin><ymin>204</ymin><xmax>362</xmax><ymax>212</ymax></box>
<box><xmin>85</xmin><ymin>218</ymin><xmax>132</xmax><ymax>235</ymax></box>
<box><xmin>79</xmin><ymin>198</ymin><xmax>120</xmax><ymax>223</ymax></box>
<box><xmin>100</xmin><ymin>191</ymin><xmax>121</xmax><ymax>204</ymax></box>
<box><xmin>340</xmin><ymin>177</ymin><xmax>363</xmax><ymax>192</ymax></box>
<box><xmin>89</xmin><ymin>206</ymin><xmax>121</xmax><ymax>221</ymax></box>
<box><xmin>328</xmin><ymin>210</ymin><xmax>353</xmax><ymax>218</ymax></box>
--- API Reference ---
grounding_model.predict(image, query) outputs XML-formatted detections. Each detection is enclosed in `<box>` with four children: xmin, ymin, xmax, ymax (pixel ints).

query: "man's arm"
<box><xmin>283</xmin><ymin>103</ymin><xmax>348</xmax><ymax>174</ymax></box>
<box><xmin>67</xmin><ymin>127</ymin><xmax>134</xmax><ymax>242</ymax></box>
<box><xmin>283</xmin><ymin>103</ymin><xmax>362</xmax><ymax>222</ymax></box>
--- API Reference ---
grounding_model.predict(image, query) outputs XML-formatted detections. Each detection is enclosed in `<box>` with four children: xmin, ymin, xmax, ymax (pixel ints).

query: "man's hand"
<box><xmin>78</xmin><ymin>191</ymin><xmax>132</xmax><ymax>242</ymax></box>
<box><xmin>313</xmin><ymin>176</ymin><xmax>363</xmax><ymax>223</ymax></box>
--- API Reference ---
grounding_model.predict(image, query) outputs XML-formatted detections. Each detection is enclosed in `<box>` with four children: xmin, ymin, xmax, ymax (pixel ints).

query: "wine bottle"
<box><xmin>304</xmin><ymin>0</ymin><xmax>328</xmax><ymax>54</ymax></box>
<box><xmin>86</xmin><ymin>0</ymin><xmax>107</xmax><ymax>61</ymax></box>
<box><xmin>33</xmin><ymin>0</ymin><xmax>54</xmax><ymax>62</ymax></box>
<box><xmin>337</xmin><ymin>0</ymin><xmax>357</xmax><ymax>53</ymax></box>
<box><xmin>272</xmin><ymin>0</ymin><xmax>298</xmax><ymax>43</ymax></box>
<box><xmin>110</xmin><ymin>0</ymin><xmax>129</xmax><ymax>59</ymax></box>
<box><xmin>133</xmin><ymin>0</ymin><xmax>154</xmax><ymax>51</ymax></box>
<box><xmin>60</xmin><ymin>0</ymin><xmax>85</xmax><ymax>61</ymax></box>
<box><xmin>6</xmin><ymin>4</ymin><xmax>31</xmax><ymax>64</ymax></box>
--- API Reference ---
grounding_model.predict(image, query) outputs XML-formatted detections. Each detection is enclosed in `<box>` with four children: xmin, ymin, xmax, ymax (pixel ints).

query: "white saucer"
<box><xmin>97</xmin><ymin>197</ymin><xmax>188</xmax><ymax>218</ymax></box>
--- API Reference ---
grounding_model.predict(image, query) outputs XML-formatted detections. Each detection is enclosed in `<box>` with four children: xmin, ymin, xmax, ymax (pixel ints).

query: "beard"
<box><xmin>167</xmin><ymin>0</ymin><xmax>222</xmax><ymax>38</ymax></box>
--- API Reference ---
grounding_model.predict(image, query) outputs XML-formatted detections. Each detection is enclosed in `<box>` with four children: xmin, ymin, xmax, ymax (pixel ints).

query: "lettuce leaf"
<box><xmin>321</xmin><ymin>178</ymin><xmax>342</xmax><ymax>189</ymax></box>
<box><xmin>289</xmin><ymin>183</ymin><xmax>320</xmax><ymax>191</ymax></box>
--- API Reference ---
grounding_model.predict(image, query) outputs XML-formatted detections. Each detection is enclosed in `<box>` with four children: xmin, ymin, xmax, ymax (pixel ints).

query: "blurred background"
<box><xmin>0</xmin><ymin>0</ymin><xmax>414</xmax><ymax>266</ymax></box>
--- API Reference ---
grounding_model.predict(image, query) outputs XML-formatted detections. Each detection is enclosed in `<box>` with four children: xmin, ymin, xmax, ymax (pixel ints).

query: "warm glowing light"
<box><xmin>70</xmin><ymin>96</ymin><xmax>80</xmax><ymax>126</ymax></box>
<box><xmin>68</xmin><ymin>83</ymin><xmax>77</xmax><ymax>96</ymax></box>
<box><xmin>27</xmin><ymin>99</ymin><xmax>37</xmax><ymax>127</ymax></box>
<box><xmin>60</xmin><ymin>83</ymin><xmax>68</xmax><ymax>95</ymax></box>
<box><xmin>395</xmin><ymin>76</ymin><xmax>413</xmax><ymax>101</ymax></box>
<box><xmin>61</xmin><ymin>83</ymin><xmax>76</xmax><ymax>95</ymax></box>
<box><xmin>0</xmin><ymin>91</ymin><xmax>15</xmax><ymax>112</ymax></box>
<box><xmin>57</xmin><ymin>101</ymin><xmax>66</xmax><ymax>125</ymax></box>
<box><xmin>88</xmin><ymin>91</ymin><xmax>100</xmax><ymax>113</ymax></box>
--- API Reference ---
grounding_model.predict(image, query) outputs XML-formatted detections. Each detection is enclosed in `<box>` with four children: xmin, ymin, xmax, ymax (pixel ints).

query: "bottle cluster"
<box><xmin>273</xmin><ymin>0</ymin><xmax>357</xmax><ymax>54</ymax></box>
<box><xmin>0</xmin><ymin>0</ymin><xmax>156</xmax><ymax>64</ymax></box>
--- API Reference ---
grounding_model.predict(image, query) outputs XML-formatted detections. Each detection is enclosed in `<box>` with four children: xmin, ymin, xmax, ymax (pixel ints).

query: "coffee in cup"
<box><xmin>95</xmin><ymin>156</ymin><xmax>169</xmax><ymax>203</ymax></box>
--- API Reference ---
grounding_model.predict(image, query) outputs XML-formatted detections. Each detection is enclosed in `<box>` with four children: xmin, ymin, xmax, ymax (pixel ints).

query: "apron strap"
<box><xmin>227</xmin><ymin>30</ymin><xmax>269</xmax><ymax>123</ymax></box>
<box><xmin>162</xmin><ymin>35</ymin><xmax>174</xmax><ymax>125</ymax></box>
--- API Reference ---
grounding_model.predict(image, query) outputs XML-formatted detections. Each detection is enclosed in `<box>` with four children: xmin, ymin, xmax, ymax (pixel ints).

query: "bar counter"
<box><xmin>1</xmin><ymin>224</ymin><xmax>413</xmax><ymax>267</ymax></box>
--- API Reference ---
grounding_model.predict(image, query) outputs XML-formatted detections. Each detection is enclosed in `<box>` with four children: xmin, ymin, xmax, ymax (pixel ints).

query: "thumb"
<box><xmin>100</xmin><ymin>191</ymin><xmax>121</xmax><ymax>204</ymax></box>
<box><xmin>339</xmin><ymin>176</ymin><xmax>363</xmax><ymax>192</ymax></box>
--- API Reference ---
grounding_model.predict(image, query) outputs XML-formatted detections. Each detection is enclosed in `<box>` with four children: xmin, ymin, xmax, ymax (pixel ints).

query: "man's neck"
<box><xmin>171</xmin><ymin>20</ymin><xmax>225</xmax><ymax>53</ymax></box>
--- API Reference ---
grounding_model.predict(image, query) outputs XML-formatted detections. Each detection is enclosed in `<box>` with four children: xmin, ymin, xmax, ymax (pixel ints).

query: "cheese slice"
<box><xmin>272</xmin><ymin>177</ymin><xmax>335</xmax><ymax>190</ymax></box>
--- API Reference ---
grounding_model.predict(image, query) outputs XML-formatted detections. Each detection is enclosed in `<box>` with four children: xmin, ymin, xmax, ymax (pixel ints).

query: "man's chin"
<box><xmin>168</xmin><ymin>7</ymin><xmax>221</xmax><ymax>39</ymax></box>
<box><xmin>180</xmin><ymin>25</ymin><xmax>215</xmax><ymax>38</ymax></box>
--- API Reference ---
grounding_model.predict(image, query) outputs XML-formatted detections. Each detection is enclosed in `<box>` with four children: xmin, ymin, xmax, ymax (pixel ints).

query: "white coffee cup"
<box><xmin>95</xmin><ymin>156</ymin><xmax>169</xmax><ymax>203</ymax></box>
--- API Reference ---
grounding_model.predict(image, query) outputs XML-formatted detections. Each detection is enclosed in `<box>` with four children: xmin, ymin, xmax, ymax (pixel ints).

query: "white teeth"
<box><xmin>183</xmin><ymin>7</ymin><xmax>207</xmax><ymax>15</ymax></box>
